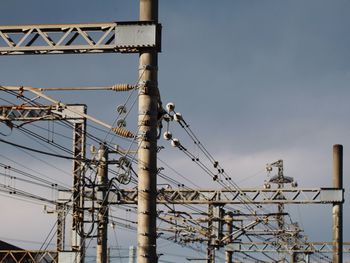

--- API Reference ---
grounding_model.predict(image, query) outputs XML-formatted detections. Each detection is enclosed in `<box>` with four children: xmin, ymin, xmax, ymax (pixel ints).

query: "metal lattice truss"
<box><xmin>0</xmin><ymin>250</ymin><xmax>58</xmax><ymax>263</ymax></box>
<box><xmin>0</xmin><ymin>87</ymin><xmax>135</xmax><ymax>138</ymax></box>
<box><xmin>0</xmin><ymin>21</ymin><xmax>160</xmax><ymax>55</ymax></box>
<box><xmin>112</xmin><ymin>188</ymin><xmax>344</xmax><ymax>205</ymax></box>
<box><xmin>0</xmin><ymin>105</ymin><xmax>86</xmax><ymax>122</ymax></box>
<box><xmin>227</xmin><ymin>241</ymin><xmax>350</xmax><ymax>254</ymax></box>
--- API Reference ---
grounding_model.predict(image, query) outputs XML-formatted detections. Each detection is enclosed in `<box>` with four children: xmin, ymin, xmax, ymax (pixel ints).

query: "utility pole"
<box><xmin>96</xmin><ymin>144</ymin><xmax>109</xmax><ymax>263</ymax></box>
<box><xmin>225</xmin><ymin>212</ymin><xmax>233</xmax><ymax>263</ymax></box>
<box><xmin>333</xmin><ymin>144</ymin><xmax>343</xmax><ymax>263</ymax></box>
<box><xmin>207</xmin><ymin>204</ymin><xmax>215</xmax><ymax>263</ymax></box>
<box><xmin>137</xmin><ymin>0</ymin><xmax>159</xmax><ymax>263</ymax></box>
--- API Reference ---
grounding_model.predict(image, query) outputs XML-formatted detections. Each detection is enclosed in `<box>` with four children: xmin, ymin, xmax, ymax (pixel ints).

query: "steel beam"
<box><xmin>0</xmin><ymin>22</ymin><xmax>161</xmax><ymax>55</ymax></box>
<box><xmin>226</xmin><ymin>242</ymin><xmax>350</xmax><ymax>254</ymax></box>
<box><xmin>71</xmin><ymin>106</ymin><xmax>86</xmax><ymax>262</ymax></box>
<box><xmin>0</xmin><ymin>105</ymin><xmax>86</xmax><ymax>122</ymax></box>
<box><xmin>0</xmin><ymin>250</ymin><xmax>58</xmax><ymax>263</ymax></box>
<box><xmin>113</xmin><ymin>188</ymin><xmax>344</xmax><ymax>205</ymax></box>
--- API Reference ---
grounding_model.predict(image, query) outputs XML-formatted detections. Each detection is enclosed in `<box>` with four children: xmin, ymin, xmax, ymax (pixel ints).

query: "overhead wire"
<box><xmin>165</xmin><ymin>109</ymin><xmax>316</xmax><ymax>256</ymax></box>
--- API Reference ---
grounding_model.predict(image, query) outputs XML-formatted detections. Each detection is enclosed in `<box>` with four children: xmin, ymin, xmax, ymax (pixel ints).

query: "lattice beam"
<box><xmin>0</xmin><ymin>21</ymin><xmax>160</xmax><ymax>55</ymax></box>
<box><xmin>0</xmin><ymin>251</ymin><xmax>58</xmax><ymax>263</ymax></box>
<box><xmin>0</xmin><ymin>105</ymin><xmax>86</xmax><ymax>122</ymax></box>
<box><xmin>226</xmin><ymin>242</ymin><xmax>350</xmax><ymax>254</ymax></box>
<box><xmin>112</xmin><ymin>188</ymin><xmax>344</xmax><ymax>205</ymax></box>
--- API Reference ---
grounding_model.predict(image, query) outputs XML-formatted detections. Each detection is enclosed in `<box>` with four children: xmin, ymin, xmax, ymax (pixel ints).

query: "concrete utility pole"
<box><xmin>333</xmin><ymin>144</ymin><xmax>343</xmax><ymax>263</ymax></box>
<box><xmin>225</xmin><ymin>213</ymin><xmax>233</xmax><ymax>263</ymax></box>
<box><xmin>207</xmin><ymin>205</ymin><xmax>215</xmax><ymax>263</ymax></box>
<box><xmin>96</xmin><ymin>144</ymin><xmax>109</xmax><ymax>263</ymax></box>
<box><xmin>137</xmin><ymin>0</ymin><xmax>159</xmax><ymax>262</ymax></box>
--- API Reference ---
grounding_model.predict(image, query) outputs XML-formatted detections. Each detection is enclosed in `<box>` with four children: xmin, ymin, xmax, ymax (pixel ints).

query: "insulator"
<box><xmin>163</xmin><ymin>114</ymin><xmax>173</xmax><ymax>122</ymax></box>
<box><xmin>263</xmin><ymin>183</ymin><xmax>271</xmax><ymax>189</ymax></box>
<box><xmin>266</xmin><ymin>164</ymin><xmax>273</xmax><ymax>172</ymax></box>
<box><xmin>116</xmin><ymin>105</ymin><xmax>127</xmax><ymax>114</ymax></box>
<box><xmin>117</xmin><ymin>172</ymin><xmax>131</xmax><ymax>185</ymax></box>
<box><xmin>166</xmin><ymin>102</ymin><xmax>175</xmax><ymax>112</ymax></box>
<box><xmin>112</xmin><ymin>84</ymin><xmax>134</xmax><ymax>91</ymax></box>
<box><xmin>213</xmin><ymin>161</ymin><xmax>219</xmax><ymax>168</ymax></box>
<box><xmin>163</xmin><ymin>131</ymin><xmax>172</xmax><ymax>140</ymax></box>
<box><xmin>90</xmin><ymin>145</ymin><xmax>96</xmax><ymax>153</ymax></box>
<box><xmin>119</xmin><ymin>156</ymin><xmax>131</xmax><ymax>167</ymax></box>
<box><xmin>174</xmin><ymin>113</ymin><xmax>182</xmax><ymax>122</ymax></box>
<box><xmin>112</xmin><ymin>127</ymin><xmax>134</xmax><ymax>138</ymax></box>
<box><xmin>117</xmin><ymin>119</ymin><xmax>127</xmax><ymax>127</ymax></box>
<box><xmin>171</xmin><ymin>138</ymin><xmax>180</xmax><ymax>147</ymax></box>
<box><xmin>292</xmin><ymin>181</ymin><xmax>298</xmax><ymax>188</ymax></box>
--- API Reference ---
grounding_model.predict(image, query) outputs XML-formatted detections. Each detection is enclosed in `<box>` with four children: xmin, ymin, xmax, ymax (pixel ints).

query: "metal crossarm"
<box><xmin>0</xmin><ymin>105</ymin><xmax>86</xmax><ymax>122</ymax></box>
<box><xmin>0</xmin><ymin>250</ymin><xmax>58</xmax><ymax>263</ymax></box>
<box><xmin>0</xmin><ymin>21</ymin><xmax>161</xmax><ymax>55</ymax></box>
<box><xmin>112</xmin><ymin>188</ymin><xmax>344</xmax><ymax>205</ymax></box>
<box><xmin>226</xmin><ymin>242</ymin><xmax>350</xmax><ymax>253</ymax></box>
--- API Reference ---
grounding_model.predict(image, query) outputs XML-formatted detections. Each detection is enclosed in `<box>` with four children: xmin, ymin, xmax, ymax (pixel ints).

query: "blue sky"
<box><xmin>0</xmin><ymin>0</ymin><xmax>349</xmax><ymax>262</ymax></box>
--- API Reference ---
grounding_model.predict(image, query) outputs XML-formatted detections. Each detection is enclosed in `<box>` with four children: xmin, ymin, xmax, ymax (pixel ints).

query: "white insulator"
<box><xmin>166</xmin><ymin>102</ymin><xmax>175</xmax><ymax>113</ymax></box>
<box><xmin>163</xmin><ymin>131</ymin><xmax>172</xmax><ymax>140</ymax></box>
<box><xmin>90</xmin><ymin>145</ymin><xmax>96</xmax><ymax>153</ymax></box>
<box><xmin>263</xmin><ymin>183</ymin><xmax>271</xmax><ymax>189</ymax></box>
<box><xmin>174</xmin><ymin>112</ymin><xmax>182</xmax><ymax>122</ymax></box>
<box><xmin>171</xmin><ymin>138</ymin><xmax>180</xmax><ymax>147</ymax></box>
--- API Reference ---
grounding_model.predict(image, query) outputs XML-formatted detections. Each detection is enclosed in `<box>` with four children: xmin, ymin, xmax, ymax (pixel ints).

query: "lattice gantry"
<box><xmin>0</xmin><ymin>21</ymin><xmax>161</xmax><ymax>55</ymax></box>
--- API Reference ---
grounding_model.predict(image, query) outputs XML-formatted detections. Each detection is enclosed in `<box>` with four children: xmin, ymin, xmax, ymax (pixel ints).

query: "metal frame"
<box><xmin>226</xmin><ymin>241</ymin><xmax>350</xmax><ymax>254</ymax></box>
<box><xmin>0</xmin><ymin>250</ymin><xmax>58</xmax><ymax>263</ymax></box>
<box><xmin>0</xmin><ymin>22</ymin><xmax>161</xmax><ymax>55</ymax></box>
<box><xmin>0</xmin><ymin>104</ymin><xmax>86</xmax><ymax>260</ymax></box>
<box><xmin>71</xmin><ymin>106</ymin><xmax>87</xmax><ymax>262</ymax></box>
<box><xmin>113</xmin><ymin>188</ymin><xmax>344</xmax><ymax>205</ymax></box>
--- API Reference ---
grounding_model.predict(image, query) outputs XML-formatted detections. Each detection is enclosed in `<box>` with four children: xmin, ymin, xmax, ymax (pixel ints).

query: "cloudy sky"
<box><xmin>0</xmin><ymin>0</ymin><xmax>349</xmax><ymax>262</ymax></box>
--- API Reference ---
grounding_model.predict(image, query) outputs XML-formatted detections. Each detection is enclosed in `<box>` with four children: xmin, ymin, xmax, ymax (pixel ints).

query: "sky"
<box><xmin>0</xmin><ymin>0</ymin><xmax>349</xmax><ymax>262</ymax></box>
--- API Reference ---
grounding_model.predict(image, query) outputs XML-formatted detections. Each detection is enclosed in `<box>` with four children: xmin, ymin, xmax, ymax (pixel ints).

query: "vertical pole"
<box><xmin>138</xmin><ymin>0</ymin><xmax>158</xmax><ymax>263</ymax></box>
<box><xmin>96</xmin><ymin>144</ymin><xmax>108</xmax><ymax>263</ymax></box>
<box><xmin>129</xmin><ymin>246</ymin><xmax>136</xmax><ymax>263</ymax></box>
<box><xmin>305</xmin><ymin>253</ymin><xmax>310</xmax><ymax>263</ymax></box>
<box><xmin>72</xmin><ymin>108</ymin><xmax>86</xmax><ymax>262</ymax></box>
<box><xmin>207</xmin><ymin>204</ymin><xmax>215</xmax><ymax>263</ymax></box>
<box><xmin>290</xmin><ymin>253</ymin><xmax>296</xmax><ymax>263</ymax></box>
<box><xmin>225</xmin><ymin>212</ymin><xmax>233</xmax><ymax>263</ymax></box>
<box><xmin>56</xmin><ymin>202</ymin><xmax>66</xmax><ymax>251</ymax></box>
<box><xmin>333</xmin><ymin>144</ymin><xmax>343</xmax><ymax>263</ymax></box>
